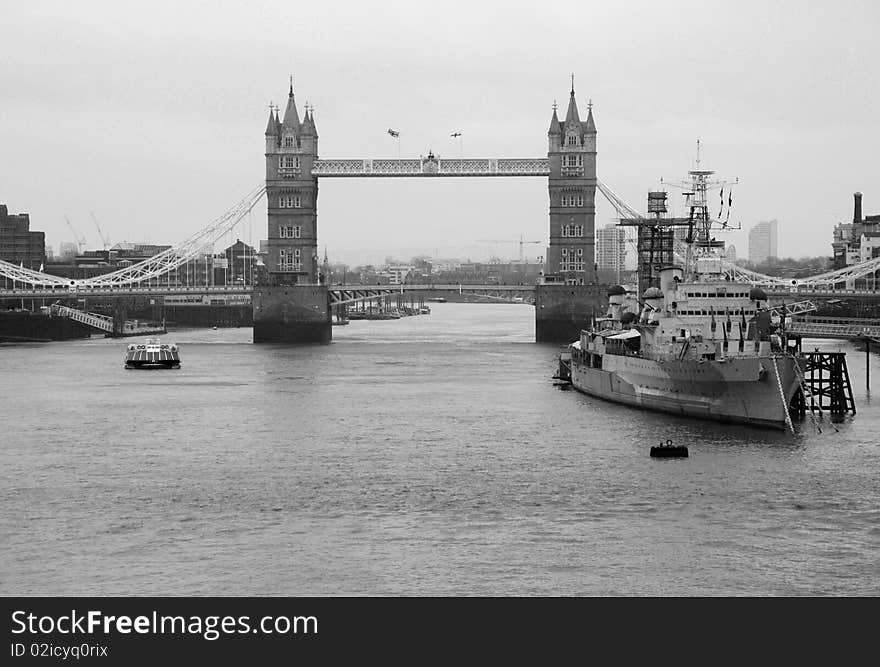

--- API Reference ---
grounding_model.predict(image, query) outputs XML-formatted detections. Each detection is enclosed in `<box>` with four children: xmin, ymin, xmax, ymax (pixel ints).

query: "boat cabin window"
<box><xmin>606</xmin><ymin>336</ymin><xmax>641</xmax><ymax>356</ymax></box>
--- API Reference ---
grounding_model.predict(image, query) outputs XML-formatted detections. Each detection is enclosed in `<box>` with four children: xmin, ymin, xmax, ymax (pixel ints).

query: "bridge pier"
<box><xmin>253</xmin><ymin>285</ymin><xmax>331</xmax><ymax>344</ymax></box>
<box><xmin>535</xmin><ymin>284</ymin><xmax>607</xmax><ymax>343</ymax></box>
<box><xmin>112</xmin><ymin>299</ymin><xmax>128</xmax><ymax>337</ymax></box>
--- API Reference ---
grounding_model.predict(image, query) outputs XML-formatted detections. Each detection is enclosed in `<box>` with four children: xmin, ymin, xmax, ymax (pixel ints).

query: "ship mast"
<box><xmin>661</xmin><ymin>140</ymin><xmax>738</xmax><ymax>279</ymax></box>
<box><xmin>614</xmin><ymin>141</ymin><xmax>739</xmax><ymax>293</ymax></box>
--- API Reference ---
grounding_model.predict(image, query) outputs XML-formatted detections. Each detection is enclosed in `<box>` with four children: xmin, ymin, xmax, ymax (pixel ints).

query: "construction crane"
<box><xmin>90</xmin><ymin>211</ymin><xmax>111</xmax><ymax>250</ymax></box>
<box><xmin>64</xmin><ymin>215</ymin><xmax>87</xmax><ymax>253</ymax></box>
<box><xmin>476</xmin><ymin>234</ymin><xmax>543</xmax><ymax>262</ymax></box>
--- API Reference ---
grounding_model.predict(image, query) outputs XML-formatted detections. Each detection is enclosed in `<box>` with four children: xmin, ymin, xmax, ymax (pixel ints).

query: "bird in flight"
<box><xmin>451</xmin><ymin>132</ymin><xmax>462</xmax><ymax>137</ymax></box>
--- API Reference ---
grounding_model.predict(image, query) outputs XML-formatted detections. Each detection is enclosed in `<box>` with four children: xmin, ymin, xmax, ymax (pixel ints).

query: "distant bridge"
<box><xmin>0</xmin><ymin>283</ymin><xmax>534</xmax><ymax>305</ymax></box>
<box><xmin>327</xmin><ymin>284</ymin><xmax>535</xmax><ymax>305</ymax></box>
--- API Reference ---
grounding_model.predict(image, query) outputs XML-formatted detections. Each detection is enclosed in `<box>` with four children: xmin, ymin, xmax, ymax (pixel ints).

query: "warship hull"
<box><xmin>571</xmin><ymin>352</ymin><xmax>804</xmax><ymax>429</ymax></box>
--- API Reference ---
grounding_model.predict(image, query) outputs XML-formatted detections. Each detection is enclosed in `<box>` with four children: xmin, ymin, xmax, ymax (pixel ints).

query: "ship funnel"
<box><xmin>606</xmin><ymin>284</ymin><xmax>627</xmax><ymax>319</ymax></box>
<box><xmin>658</xmin><ymin>265</ymin><xmax>683</xmax><ymax>295</ymax></box>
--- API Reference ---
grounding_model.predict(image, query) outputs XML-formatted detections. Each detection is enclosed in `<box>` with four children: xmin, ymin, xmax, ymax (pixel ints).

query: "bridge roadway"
<box><xmin>0</xmin><ymin>283</ymin><xmax>535</xmax><ymax>303</ymax></box>
<box><xmin>0</xmin><ymin>285</ymin><xmax>254</xmax><ymax>299</ymax></box>
<box><xmin>3</xmin><ymin>282</ymin><xmax>877</xmax><ymax>303</ymax></box>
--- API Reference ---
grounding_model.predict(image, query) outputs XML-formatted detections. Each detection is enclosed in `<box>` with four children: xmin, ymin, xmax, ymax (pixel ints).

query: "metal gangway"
<box><xmin>50</xmin><ymin>304</ymin><xmax>165</xmax><ymax>337</ymax></box>
<box><xmin>50</xmin><ymin>304</ymin><xmax>114</xmax><ymax>332</ymax></box>
<box><xmin>787</xmin><ymin>317</ymin><xmax>880</xmax><ymax>340</ymax></box>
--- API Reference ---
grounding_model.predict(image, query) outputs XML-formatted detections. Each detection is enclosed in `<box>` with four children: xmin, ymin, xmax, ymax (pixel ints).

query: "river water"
<box><xmin>1</xmin><ymin>303</ymin><xmax>878</xmax><ymax>596</ymax></box>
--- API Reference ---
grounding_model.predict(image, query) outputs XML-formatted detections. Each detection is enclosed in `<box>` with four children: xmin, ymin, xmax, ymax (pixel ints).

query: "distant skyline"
<box><xmin>3</xmin><ymin>1</ymin><xmax>878</xmax><ymax>267</ymax></box>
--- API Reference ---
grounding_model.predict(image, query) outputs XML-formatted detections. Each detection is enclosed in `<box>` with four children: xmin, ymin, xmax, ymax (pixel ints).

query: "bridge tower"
<box><xmin>535</xmin><ymin>81</ymin><xmax>607</xmax><ymax>342</ymax></box>
<box><xmin>547</xmin><ymin>83</ymin><xmax>597</xmax><ymax>284</ymax></box>
<box><xmin>253</xmin><ymin>79</ymin><xmax>331</xmax><ymax>343</ymax></box>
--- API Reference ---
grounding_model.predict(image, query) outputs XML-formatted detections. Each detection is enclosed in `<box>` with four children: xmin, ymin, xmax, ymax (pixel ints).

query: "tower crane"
<box><xmin>476</xmin><ymin>235</ymin><xmax>543</xmax><ymax>262</ymax></box>
<box><xmin>90</xmin><ymin>211</ymin><xmax>111</xmax><ymax>250</ymax></box>
<box><xmin>64</xmin><ymin>215</ymin><xmax>87</xmax><ymax>254</ymax></box>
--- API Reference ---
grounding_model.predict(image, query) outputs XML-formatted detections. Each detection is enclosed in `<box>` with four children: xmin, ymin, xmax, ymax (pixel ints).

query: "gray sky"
<box><xmin>3</xmin><ymin>0</ymin><xmax>878</xmax><ymax>266</ymax></box>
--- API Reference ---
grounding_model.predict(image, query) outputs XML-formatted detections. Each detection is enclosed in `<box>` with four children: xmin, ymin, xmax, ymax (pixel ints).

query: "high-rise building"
<box><xmin>595</xmin><ymin>223</ymin><xmax>626</xmax><ymax>277</ymax></box>
<box><xmin>58</xmin><ymin>242</ymin><xmax>78</xmax><ymax>260</ymax></box>
<box><xmin>748</xmin><ymin>220</ymin><xmax>778</xmax><ymax>264</ymax></box>
<box><xmin>0</xmin><ymin>204</ymin><xmax>45</xmax><ymax>269</ymax></box>
<box><xmin>725</xmin><ymin>244</ymin><xmax>737</xmax><ymax>263</ymax></box>
<box><xmin>546</xmin><ymin>83</ymin><xmax>597</xmax><ymax>285</ymax></box>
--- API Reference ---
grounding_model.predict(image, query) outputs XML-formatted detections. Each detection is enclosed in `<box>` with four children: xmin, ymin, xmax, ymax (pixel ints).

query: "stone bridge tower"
<box><xmin>264</xmin><ymin>80</ymin><xmax>319</xmax><ymax>285</ymax></box>
<box><xmin>535</xmin><ymin>82</ymin><xmax>606</xmax><ymax>342</ymax></box>
<box><xmin>254</xmin><ymin>79</ymin><xmax>331</xmax><ymax>343</ymax></box>
<box><xmin>546</xmin><ymin>84</ymin><xmax>597</xmax><ymax>284</ymax></box>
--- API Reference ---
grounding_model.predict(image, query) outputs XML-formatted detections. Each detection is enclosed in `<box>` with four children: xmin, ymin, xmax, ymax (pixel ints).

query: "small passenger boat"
<box><xmin>124</xmin><ymin>338</ymin><xmax>181</xmax><ymax>369</ymax></box>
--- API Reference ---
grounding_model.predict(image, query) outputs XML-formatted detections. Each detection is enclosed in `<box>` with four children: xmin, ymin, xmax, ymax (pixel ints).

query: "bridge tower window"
<box><xmin>279</xmin><ymin>225</ymin><xmax>303</xmax><ymax>239</ymax></box>
<box><xmin>279</xmin><ymin>195</ymin><xmax>303</xmax><ymax>208</ymax></box>
<box><xmin>279</xmin><ymin>248</ymin><xmax>302</xmax><ymax>272</ymax></box>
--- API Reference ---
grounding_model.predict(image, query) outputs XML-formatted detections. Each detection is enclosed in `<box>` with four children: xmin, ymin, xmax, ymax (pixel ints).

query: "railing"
<box><xmin>795</xmin><ymin>316</ymin><xmax>880</xmax><ymax>326</ymax></box>
<box><xmin>0</xmin><ymin>285</ymin><xmax>254</xmax><ymax>298</ymax></box>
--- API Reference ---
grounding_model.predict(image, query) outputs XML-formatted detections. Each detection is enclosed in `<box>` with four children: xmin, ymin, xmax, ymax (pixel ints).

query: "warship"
<box><xmin>568</xmin><ymin>158</ymin><xmax>806</xmax><ymax>429</ymax></box>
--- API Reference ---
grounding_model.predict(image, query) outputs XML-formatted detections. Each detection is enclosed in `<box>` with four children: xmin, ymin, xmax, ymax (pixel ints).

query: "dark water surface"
<box><xmin>1</xmin><ymin>304</ymin><xmax>878</xmax><ymax>595</ymax></box>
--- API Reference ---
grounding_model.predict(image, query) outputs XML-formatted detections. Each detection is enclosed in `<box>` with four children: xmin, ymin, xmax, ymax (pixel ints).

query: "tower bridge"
<box><xmin>255</xmin><ymin>77</ymin><xmax>600</xmax><ymax>343</ymax></box>
<box><xmin>3</xmin><ymin>77</ymin><xmax>880</xmax><ymax>344</ymax></box>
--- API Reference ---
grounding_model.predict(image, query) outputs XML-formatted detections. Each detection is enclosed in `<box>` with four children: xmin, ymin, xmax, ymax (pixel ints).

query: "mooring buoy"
<box><xmin>650</xmin><ymin>439</ymin><xmax>689</xmax><ymax>458</ymax></box>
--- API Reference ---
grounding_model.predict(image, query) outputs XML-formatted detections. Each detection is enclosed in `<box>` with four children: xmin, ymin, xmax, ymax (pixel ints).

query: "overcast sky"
<box><xmin>3</xmin><ymin>0</ymin><xmax>878</xmax><ymax>266</ymax></box>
